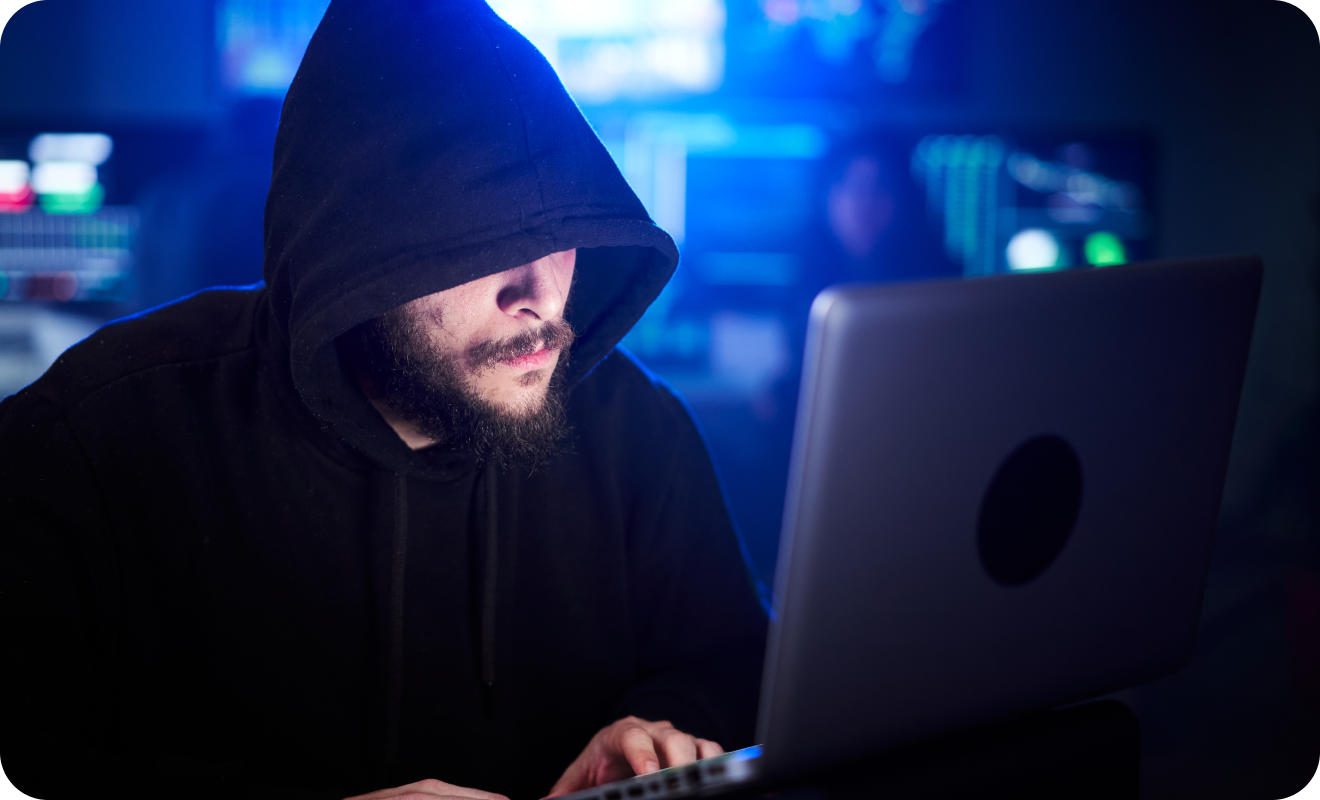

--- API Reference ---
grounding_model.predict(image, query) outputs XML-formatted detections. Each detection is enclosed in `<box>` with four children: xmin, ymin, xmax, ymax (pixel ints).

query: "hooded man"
<box><xmin>0</xmin><ymin>2</ymin><xmax>768</xmax><ymax>799</ymax></box>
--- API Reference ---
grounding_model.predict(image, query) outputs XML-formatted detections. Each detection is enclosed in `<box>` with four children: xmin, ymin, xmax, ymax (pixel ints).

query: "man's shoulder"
<box><xmin>15</xmin><ymin>286</ymin><xmax>264</xmax><ymax>413</ymax></box>
<box><xmin>573</xmin><ymin>346</ymin><xmax>691</xmax><ymax>423</ymax></box>
<box><xmin>568</xmin><ymin>346</ymin><xmax>711</xmax><ymax>462</ymax></box>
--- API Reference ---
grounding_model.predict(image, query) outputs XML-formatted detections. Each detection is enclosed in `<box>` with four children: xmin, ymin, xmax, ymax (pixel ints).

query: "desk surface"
<box><xmin>726</xmin><ymin>700</ymin><xmax>1139</xmax><ymax>800</ymax></box>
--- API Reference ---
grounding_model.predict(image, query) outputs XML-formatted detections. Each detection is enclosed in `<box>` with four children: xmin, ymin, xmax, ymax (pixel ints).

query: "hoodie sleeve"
<box><xmin>0</xmin><ymin>394</ymin><xmax>339</xmax><ymax>800</ymax></box>
<box><xmin>612</xmin><ymin>393</ymin><xmax>770</xmax><ymax>750</ymax></box>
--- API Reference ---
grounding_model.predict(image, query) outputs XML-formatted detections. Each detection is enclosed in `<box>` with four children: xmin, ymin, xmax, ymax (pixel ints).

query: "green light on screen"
<box><xmin>40</xmin><ymin>184</ymin><xmax>105</xmax><ymax>215</ymax></box>
<box><xmin>1084</xmin><ymin>231</ymin><xmax>1126</xmax><ymax>266</ymax></box>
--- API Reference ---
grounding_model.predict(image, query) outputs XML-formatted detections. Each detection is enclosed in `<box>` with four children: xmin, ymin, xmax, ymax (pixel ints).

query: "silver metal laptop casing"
<box><xmin>756</xmin><ymin>257</ymin><xmax>1261</xmax><ymax>779</ymax></box>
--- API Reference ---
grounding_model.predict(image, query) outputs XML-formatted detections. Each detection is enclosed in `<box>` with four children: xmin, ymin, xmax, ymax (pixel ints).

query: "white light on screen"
<box><xmin>31</xmin><ymin>162</ymin><xmax>98</xmax><ymax>195</ymax></box>
<box><xmin>486</xmin><ymin>0</ymin><xmax>726</xmax><ymax>103</ymax></box>
<box><xmin>28</xmin><ymin>133</ymin><xmax>114</xmax><ymax>166</ymax></box>
<box><xmin>1006</xmin><ymin>228</ymin><xmax>1061</xmax><ymax>272</ymax></box>
<box><xmin>0</xmin><ymin>161</ymin><xmax>30</xmax><ymax>194</ymax></box>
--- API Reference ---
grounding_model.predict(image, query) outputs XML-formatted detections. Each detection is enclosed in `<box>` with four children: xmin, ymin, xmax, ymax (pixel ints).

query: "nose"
<box><xmin>496</xmin><ymin>250</ymin><xmax>575</xmax><ymax>322</ymax></box>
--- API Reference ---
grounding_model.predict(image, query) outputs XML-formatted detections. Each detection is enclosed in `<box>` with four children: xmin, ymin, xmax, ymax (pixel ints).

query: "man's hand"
<box><xmin>345</xmin><ymin>779</ymin><xmax>509</xmax><ymax>800</ymax></box>
<box><xmin>547</xmin><ymin>716</ymin><xmax>723</xmax><ymax>798</ymax></box>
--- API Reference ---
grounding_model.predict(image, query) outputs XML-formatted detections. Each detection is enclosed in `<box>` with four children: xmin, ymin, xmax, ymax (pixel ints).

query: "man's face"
<box><xmin>349</xmin><ymin>249</ymin><xmax>577</xmax><ymax>467</ymax></box>
<box><xmin>403</xmin><ymin>248</ymin><xmax>576</xmax><ymax>412</ymax></box>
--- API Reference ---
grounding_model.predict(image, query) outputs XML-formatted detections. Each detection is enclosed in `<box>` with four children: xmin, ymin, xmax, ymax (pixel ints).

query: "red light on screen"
<box><xmin>0</xmin><ymin>185</ymin><xmax>35</xmax><ymax>214</ymax></box>
<box><xmin>23</xmin><ymin>272</ymin><xmax>80</xmax><ymax>302</ymax></box>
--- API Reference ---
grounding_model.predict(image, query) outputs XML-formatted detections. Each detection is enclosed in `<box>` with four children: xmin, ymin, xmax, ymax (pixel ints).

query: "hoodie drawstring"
<box><xmin>385</xmin><ymin>471</ymin><xmax>409</xmax><ymax>769</ymax></box>
<box><xmin>383</xmin><ymin>463</ymin><xmax>496</xmax><ymax>768</ymax></box>
<box><xmin>481</xmin><ymin>460</ymin><xmax>499</xmax><ymax>688</ymax></box>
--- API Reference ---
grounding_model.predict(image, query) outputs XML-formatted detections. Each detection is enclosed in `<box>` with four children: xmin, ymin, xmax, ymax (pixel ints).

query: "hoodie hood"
<box><xmin>262</xmin><ymin>0</ymin><xmax>678</xmax><ymax>469</ymax></box>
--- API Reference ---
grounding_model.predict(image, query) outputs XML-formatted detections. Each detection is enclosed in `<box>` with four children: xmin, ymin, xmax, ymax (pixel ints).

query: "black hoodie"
<box><xmin>0</xmin><ymin>2</ymin><xmax>767</xmax><ymax>798</ymax></box>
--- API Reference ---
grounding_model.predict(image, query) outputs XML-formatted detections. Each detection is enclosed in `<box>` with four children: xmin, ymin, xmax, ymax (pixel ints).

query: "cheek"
<box><xmin>428</xmin><ymin>290</ymin><xmax>484</xmax><ymax>342</ymax></box>
<box><xmin>556</xmin><ymin>253</ymin><xmax>576</xmax><ymax>294</ymax></box>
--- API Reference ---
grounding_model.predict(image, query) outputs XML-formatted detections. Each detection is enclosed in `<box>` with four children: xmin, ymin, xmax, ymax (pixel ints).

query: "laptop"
<box><xmin>558</xmin><ymin>255</ymin><xmax>1262</xmax><ymax>800</ymax></box>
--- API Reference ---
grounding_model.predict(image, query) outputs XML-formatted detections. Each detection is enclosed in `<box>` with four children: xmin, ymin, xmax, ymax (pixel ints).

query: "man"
<box><xmin>0</xmin><ymin>2</ymin><xmax>768</xmax><ymax>798</ymax></box>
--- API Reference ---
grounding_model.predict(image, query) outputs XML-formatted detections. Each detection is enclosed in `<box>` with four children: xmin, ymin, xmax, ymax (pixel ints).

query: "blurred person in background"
<box><xmin>0</xmin><ymin>2</ymin><xmax>767</xmax><ymax>799</ymax></box>
<box><xmin>769</xmin><ymin>132</ymin><xmax>954</xmax><ymax>447</ymax></box>
<box><xmin>826</xmin><ymin>146</ymin><xmax>897</xmax><ymax>280</ymax></box>
<box><xmin>817</xmin><ymin>133</ymin><xmax>951</xmax><ymax>289</ymax></box>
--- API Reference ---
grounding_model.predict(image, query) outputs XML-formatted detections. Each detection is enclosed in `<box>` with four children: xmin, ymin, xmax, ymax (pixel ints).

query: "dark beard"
<box><xmin>354</xmin><ymin>305</ymin><xmax>575</xmax><ymax>471</ymax></box>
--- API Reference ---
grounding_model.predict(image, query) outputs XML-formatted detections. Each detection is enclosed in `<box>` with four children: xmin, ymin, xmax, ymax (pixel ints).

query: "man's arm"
<box><xmin>616</xmin><ymin>395</ymin><xmax>769</xmax><ymax>747</ymax></box>
<box><xmin>547</xmin><ymin>390</ymin><xmax>769</xmax><ymax>797</ymax></box>
<box><xmin>546</xmin><ymin>716</ymin><xmax>724</xmax><ymax>797</ymax></box>
<box><xmin>0</xmin><ymin>394</ymin><xmax>343</xmax><ymax>800</ymax></box>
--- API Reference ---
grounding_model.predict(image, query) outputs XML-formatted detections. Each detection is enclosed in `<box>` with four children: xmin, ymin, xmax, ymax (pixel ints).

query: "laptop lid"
<box><xmin>756</xmin><ymin>256</ymin><xmax>1261</xmax><ymax>779</ymax></box>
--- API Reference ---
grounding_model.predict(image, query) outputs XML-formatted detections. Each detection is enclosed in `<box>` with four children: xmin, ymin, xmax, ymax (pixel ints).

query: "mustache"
<box><xmin>466</xmin><ymin>318</ymin><xmax>575</xmax><ymax>371</ymax></box>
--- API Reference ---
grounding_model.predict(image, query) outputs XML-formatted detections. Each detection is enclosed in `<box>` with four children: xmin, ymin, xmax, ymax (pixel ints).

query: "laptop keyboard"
<box><xmin>556</xmin><ymin>745</ymin><xmax>763</xmax><ymax>800</ymax></box>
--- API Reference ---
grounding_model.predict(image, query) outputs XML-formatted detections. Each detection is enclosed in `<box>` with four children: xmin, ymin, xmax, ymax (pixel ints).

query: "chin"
<box><xmin>485</xmin><ymin>383</ymin><xmax>549</xmax><ymax>416</ymax></box>
<box><xmin>515</xmin><ymin>369</ymin><xmax>549</xmax><ymax>389</ymax></box>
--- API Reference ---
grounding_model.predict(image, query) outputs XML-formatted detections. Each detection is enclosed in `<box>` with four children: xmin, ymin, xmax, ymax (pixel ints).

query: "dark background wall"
<box><xmin>0</xmin><ymin>0</ymin><xmax>215</xmax><ymax>123</ymax></box>
<box><xmin>1</xmin><ymin>0</ymin><xmax>1317</xmax><ymax>797</ymax></box>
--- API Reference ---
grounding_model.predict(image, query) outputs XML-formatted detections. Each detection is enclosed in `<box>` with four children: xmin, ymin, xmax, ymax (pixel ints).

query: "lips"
<box><xmin>500</xmin><ymin>347</ymin><xmax>553</xmax><ymax>370</ymax></box>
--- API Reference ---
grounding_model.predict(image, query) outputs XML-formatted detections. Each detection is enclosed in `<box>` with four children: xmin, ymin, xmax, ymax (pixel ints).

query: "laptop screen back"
<box><xmin>756</xmin><ymin>256</ymin><xmax>1261</xmax><ymax>779</ymax></box>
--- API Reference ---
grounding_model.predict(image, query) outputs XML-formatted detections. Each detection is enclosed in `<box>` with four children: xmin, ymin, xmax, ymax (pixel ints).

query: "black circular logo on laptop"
<box><xmin>977</xmin><ymin>434</ymin><xmax>1083</xmax><ymax>587</ymax></box>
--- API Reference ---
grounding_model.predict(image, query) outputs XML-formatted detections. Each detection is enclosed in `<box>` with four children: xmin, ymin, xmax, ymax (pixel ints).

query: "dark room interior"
<box><xmin>1</xmin><ymin>0</ymin><xmax>1317</xmax><ymax>798</ymax></box>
